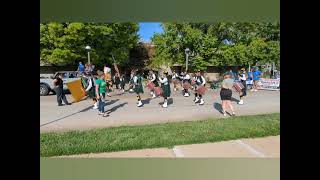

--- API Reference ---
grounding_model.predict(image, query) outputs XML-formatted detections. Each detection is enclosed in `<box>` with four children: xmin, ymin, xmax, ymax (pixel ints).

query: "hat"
<box><xmin>241</xmin><ymin>68</ymin><xmax>245</xmax><ymax>71</ymax></box>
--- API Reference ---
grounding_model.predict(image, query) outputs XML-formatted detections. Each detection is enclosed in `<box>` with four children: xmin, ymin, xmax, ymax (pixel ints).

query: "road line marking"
<box><xmin>172</xmin><ymin>147</ymin><xmax>184</xmax><ymax>157</ymax></box>
<box><xmin>235</xmin><ymin>140</ymin><xmax>266</xmax><ymax>157</ymax></box>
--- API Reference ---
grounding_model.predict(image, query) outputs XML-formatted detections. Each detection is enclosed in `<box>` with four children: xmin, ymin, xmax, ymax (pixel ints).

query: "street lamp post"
<box><xmin>85</xmin><ymin>45</ymin><xmax>91</xmax><ymax>64</ymax></box>
<box><xmin>185</xmin><ymin>48</ymin><xmax>190</xmax><ymax>72</ymax></box>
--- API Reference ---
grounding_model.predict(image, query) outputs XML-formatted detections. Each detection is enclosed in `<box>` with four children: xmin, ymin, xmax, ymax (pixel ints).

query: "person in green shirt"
<box><xmin>133</xmin><ymin>69</ymin><xmax>144</xmax><ymax>107</ymax></box>
<box><xmin>95</xmin><ymin>70</ymin><xmax>108</xmax><ymax>116</ymax></box>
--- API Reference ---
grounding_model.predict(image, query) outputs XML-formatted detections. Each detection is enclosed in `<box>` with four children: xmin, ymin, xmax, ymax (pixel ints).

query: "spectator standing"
<box><xmin>252</xmin><ymin>67</ymin><xmax>262</xmax><ymax>91</ymax></box>
<box><xmin>220</xmin><ymin>74</ymin><xmax>235</xmax><ymax>117</ymax></box>
<box><xmin>77</xmin><ymin>62</ymin><xmax>85</xmax><ymax>74</ymax></box>
<box><xmin>95</xmin><ymin>71</ymin><xmax>108</xmax><ymax>117</ymax></box>
<box><xmin>53</xmin><ymin>74</ymin><xmax>71</xmax><ymax>106</ymax></box>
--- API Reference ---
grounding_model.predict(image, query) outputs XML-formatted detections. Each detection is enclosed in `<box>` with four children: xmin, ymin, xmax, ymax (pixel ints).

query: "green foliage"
<box><xmin>40</xmin><ymin>22</ymin><xmax>139</xmax><ymax>66</ymax></box>
<box><xmin>151</xmin><ymin>22</ymin><xmax>280</xmax><ymax>70</ymax></box>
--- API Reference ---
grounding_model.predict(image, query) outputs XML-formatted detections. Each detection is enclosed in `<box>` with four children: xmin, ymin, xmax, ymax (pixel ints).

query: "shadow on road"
<box><xmin>40</xmin><ymin>105</ymin><xmax>93</xmax><ymax>127</ymax></box>
<box><xmin>231</xmin><ymin>97</ymin><xmax>239</xmax><ymax>103</ymax></box>
<box><xmin>40</xmin><ymin>99</ymin><xmax>123</xmax><ymax>127</ymax></box>
<box><xmin>105</xmin><ymin>99</ymin><xmax>119</xmax><ymax>106</ymax></box>
<box><xmin>142</xmin><ymin>98</ymin><xmax>152</xmax><ymax>105</ymax></box>
<box><xmin>213</xmin><ymin>102</ymin><xmax>223</xmax><ymax>114</ymax></box>
<box><xmin>106</xmin><ymin>102</ymin><xmax>128</xmax><ymax>114</ymax></box>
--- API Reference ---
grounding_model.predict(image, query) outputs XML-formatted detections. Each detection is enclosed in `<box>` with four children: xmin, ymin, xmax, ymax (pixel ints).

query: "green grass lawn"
<box><xmin>40</xmin><ymin>113</ymin><xmax>280</xmax><ymax>157</ymax></box>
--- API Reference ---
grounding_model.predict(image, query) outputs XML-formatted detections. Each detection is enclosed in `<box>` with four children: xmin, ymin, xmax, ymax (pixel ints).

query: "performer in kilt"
<box><xmin>133</xmin><ymin>69</ymin><xmax>144</xmax><ymax>107</ymax></box>
<box><xmin>172</xmin><ymin>70</ymin><xmax>180</xmax><ymax>91</ymax></box>
<box><xmin>180</xmin><ymin>72</ymin><xmax>191</xmax><ymax>97</ymax></box>
<box><xmin>129</xmin><ymin>69</ymin><xmax>135</xmax><ymax>93</ymax></box>
<box><xmin>148</xmin><ymin>70</ymin><xmax>159</xmax><ymax>98</ymax></box>
<box><xmin>82</xmin><ymin>72</ymin><xmax>98</xmax><ymax>109</ymax></box>
<box><xmin>119</xmin><ymin>74</ymin><xmax>126</xmax><ymax>93</ymax></box>
<box><xmin>159</xmin><ymin>72</ymin><xmax>171</xmax><ymax>108</ymax></box>
<box><xmin>237</xmin><ymin>68</ymin><xmax>247</xmax><ymax>105</ymax></box>
<box><xmin>194</xmin><ymin>70</ymin><xmax>206</xmax><ymax>105</ymax></box>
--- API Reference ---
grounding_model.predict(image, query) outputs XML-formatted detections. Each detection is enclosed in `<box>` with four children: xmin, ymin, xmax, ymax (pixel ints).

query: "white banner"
<box><xmin>258</xmin><ymin>78</ymin><xmax>280</xmax><ymax>90</ymax></box>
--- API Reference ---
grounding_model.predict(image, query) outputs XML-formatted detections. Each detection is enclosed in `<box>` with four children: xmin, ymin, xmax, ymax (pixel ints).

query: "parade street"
<box><xmin>40</xmin><ymin>89</ymin><xmax>280</xmax><ymax>133</ymax></box>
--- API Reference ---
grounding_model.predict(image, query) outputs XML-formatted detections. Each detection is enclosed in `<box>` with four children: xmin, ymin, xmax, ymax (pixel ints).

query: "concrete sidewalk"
<box><xmin>57</xmin><ymin>136</ymin><xmax>280</xmax><ymax>158</ymax></box>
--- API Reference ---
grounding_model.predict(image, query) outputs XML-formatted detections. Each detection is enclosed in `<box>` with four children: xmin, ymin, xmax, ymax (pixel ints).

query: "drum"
<box><xmin>146</xmin><ymin>82</ymin><xmax>155</xmax><ymax>90</ymax></box>
<box><xmin>183</xmin><ymin>82</ymin><xmax>191</xmax><ymax>89</ymax></box>
<box><xmin>233</xmin><ymin>82</ymin><xmax>244</xmax><ymax>92</ymax></box>
<box><xmin>154</xmin><ymin>87</ymin><xmax>163</xmax><ymax>95</ymax></box>
<box><xmin>197</xmin><ymin>85</ymin><xmax>207</xmax><ymax>95</ymax></box>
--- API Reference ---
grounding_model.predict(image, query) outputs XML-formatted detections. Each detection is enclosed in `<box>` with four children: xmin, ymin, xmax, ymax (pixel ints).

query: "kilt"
<box><xmin>87</xmin><ymin>88</ymin><xmax>96</xmax><ymax>98</ymax></box>
<box><xmin>183</xmin><ymin>82</ymin><xmax>191</xmax><ymax>89</ymax></box>
<box><xmin>196</xmin><ymin>85</ymin><xmax>207</xmax><ymax>95</ymax></box>
<box><xmin>134</xmin><ymin>84</ymin><xmax>144</xmax><ymax>94</ymax></box>
<box><xmin>161</xmin><ymin>84</ymin><xmax>171</xmax><ymax>97</ymax></box>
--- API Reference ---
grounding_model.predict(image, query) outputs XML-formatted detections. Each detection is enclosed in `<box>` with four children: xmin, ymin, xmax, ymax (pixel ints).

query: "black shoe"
<box><xmin>66</xmin><ymin>103</ymin><xmax>72</xmax><ymax>105</ymax></box>
<box><xmin>58</xmin><ymin>104</ymin><xmax>63</xmax><ymax>106</ymax></box>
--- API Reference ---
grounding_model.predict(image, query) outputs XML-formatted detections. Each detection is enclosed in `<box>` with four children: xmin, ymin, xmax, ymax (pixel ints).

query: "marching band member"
<box><xmin>129</xmin><ymin>69</ymin><xmax>135</xmax><ymax>92</ymax></box>
<box><xmin>158</xmin><ymin>72</ymin><xmax>171</xmax><ymax>108</ymax></box>
<box><xmin>133</xmin><ymin>69</ymin><xmax>144</xmax><ymax>107</ymax></box>
<box><xmin>172</xmin><ymin>70</ymin><xmax>179</xmax><ymax>91</ymax></box>
<box><xmin>238</xmin><ymin>68</ymin><xmax>247</xmax><ymax>105</ymax></box>
<box><xmin>194</xmin><ymin>70</ymin><xmax>206</xmax><ymax>105</ymax></box>
<box><xmin>181</xmin><ymin>72</ymin><xmax>191</xmax><ymax>97</ymax></box>
<box><xmin>148</xmin><ymin>70</ymin><xmax>159</xmax><ymax>98</ymax></box>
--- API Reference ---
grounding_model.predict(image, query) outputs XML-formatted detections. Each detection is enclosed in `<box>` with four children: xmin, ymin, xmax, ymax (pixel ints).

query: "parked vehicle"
<box><xmin>40</xmin><ymin>71</ymin><xmax>80</xmax><ymax>96</ymax></box>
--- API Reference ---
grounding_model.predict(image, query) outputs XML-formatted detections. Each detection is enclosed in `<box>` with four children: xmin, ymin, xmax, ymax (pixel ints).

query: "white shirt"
<box><xmin>150</xmin><ymin>74</ymin><xmax>156</xmax><ymax>82</ymax></box>
<box><xmin>85</xmin><ymin>78</ymin><xmax>93</xmax><ymax>92</ymax></box>
<box><xmin>158</xmin><ymin>77</ymin><xmax>168</xmax><ymax>85</ymax></box>
<box><xmin>133</xmin><ymin>76</ymin><xmax>138</xmax><ymax>84</ymax></box>
<box><xmin>183</xmin><ymin>74</ymin><xmax>191</xmax><ymax>80</ymax></box>
<box><xmin>239</xmin><ymin>73</ymin><xmax>247</xmax><ymax>81</ymax></box>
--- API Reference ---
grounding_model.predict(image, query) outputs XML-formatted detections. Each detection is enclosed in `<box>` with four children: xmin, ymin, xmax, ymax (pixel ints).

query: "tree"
<box><xmin>40</xmin><ymin>22</ymin><xmax>139</xmax><ymax>67</ymax></box>
<box><xmin>151</xmin><ymin>22</ymin><xmax>280</xmax><ymax>71</ymax></box>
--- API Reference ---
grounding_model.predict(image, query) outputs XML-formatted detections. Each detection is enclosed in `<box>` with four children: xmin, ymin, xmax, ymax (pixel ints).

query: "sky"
<box><xmin>138</xmin><ymin>22</ymin><xmax>163</xmax><ymax>42</ymax></box>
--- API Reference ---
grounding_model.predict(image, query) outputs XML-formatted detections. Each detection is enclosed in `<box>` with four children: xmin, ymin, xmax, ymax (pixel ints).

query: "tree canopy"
<box><xmin>150</xmin><ymin>22</ymin><xmax>280</xmax><ymax>71</ymax></box>
<box><xmin>40</xmin><ymin>22</ymin><xmax>139</xmax><ymax>66</ymax></box>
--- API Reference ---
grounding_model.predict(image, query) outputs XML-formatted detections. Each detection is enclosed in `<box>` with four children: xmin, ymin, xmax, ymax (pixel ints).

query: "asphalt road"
<box><xmin>40</xmin><ymin>87</ymin><xmax>280</xmax><ymax>133</ymax></box>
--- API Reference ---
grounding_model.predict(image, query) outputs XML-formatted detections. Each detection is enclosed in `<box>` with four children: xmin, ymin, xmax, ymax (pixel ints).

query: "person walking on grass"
<box><xmin>220</xmin><ymin>74</ymin><xmax>235</xmax><ymax>117</ymax></box>
<box><xmin>238</xmin><ymin>68</ymin><xmax>247</xmax><ymax>105</ymax></box>
<box><xmin>158</xmin><ymin>72</ymin><xmax>171</xmax><ymax>108</ymax></box>
<box><xmin>95</xmin><ymin>71</ymin><xmax>108</xmax><ymax>117</ymax></box>
<box><xmin>53</xmin><ymin>74</ymin><xmax>71</xmax><ymax>106</ymax></box>
<box><xmin>133</xmin><ymin>69</ymin><xmax>144</xmax><ymax>107</ymax></box>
